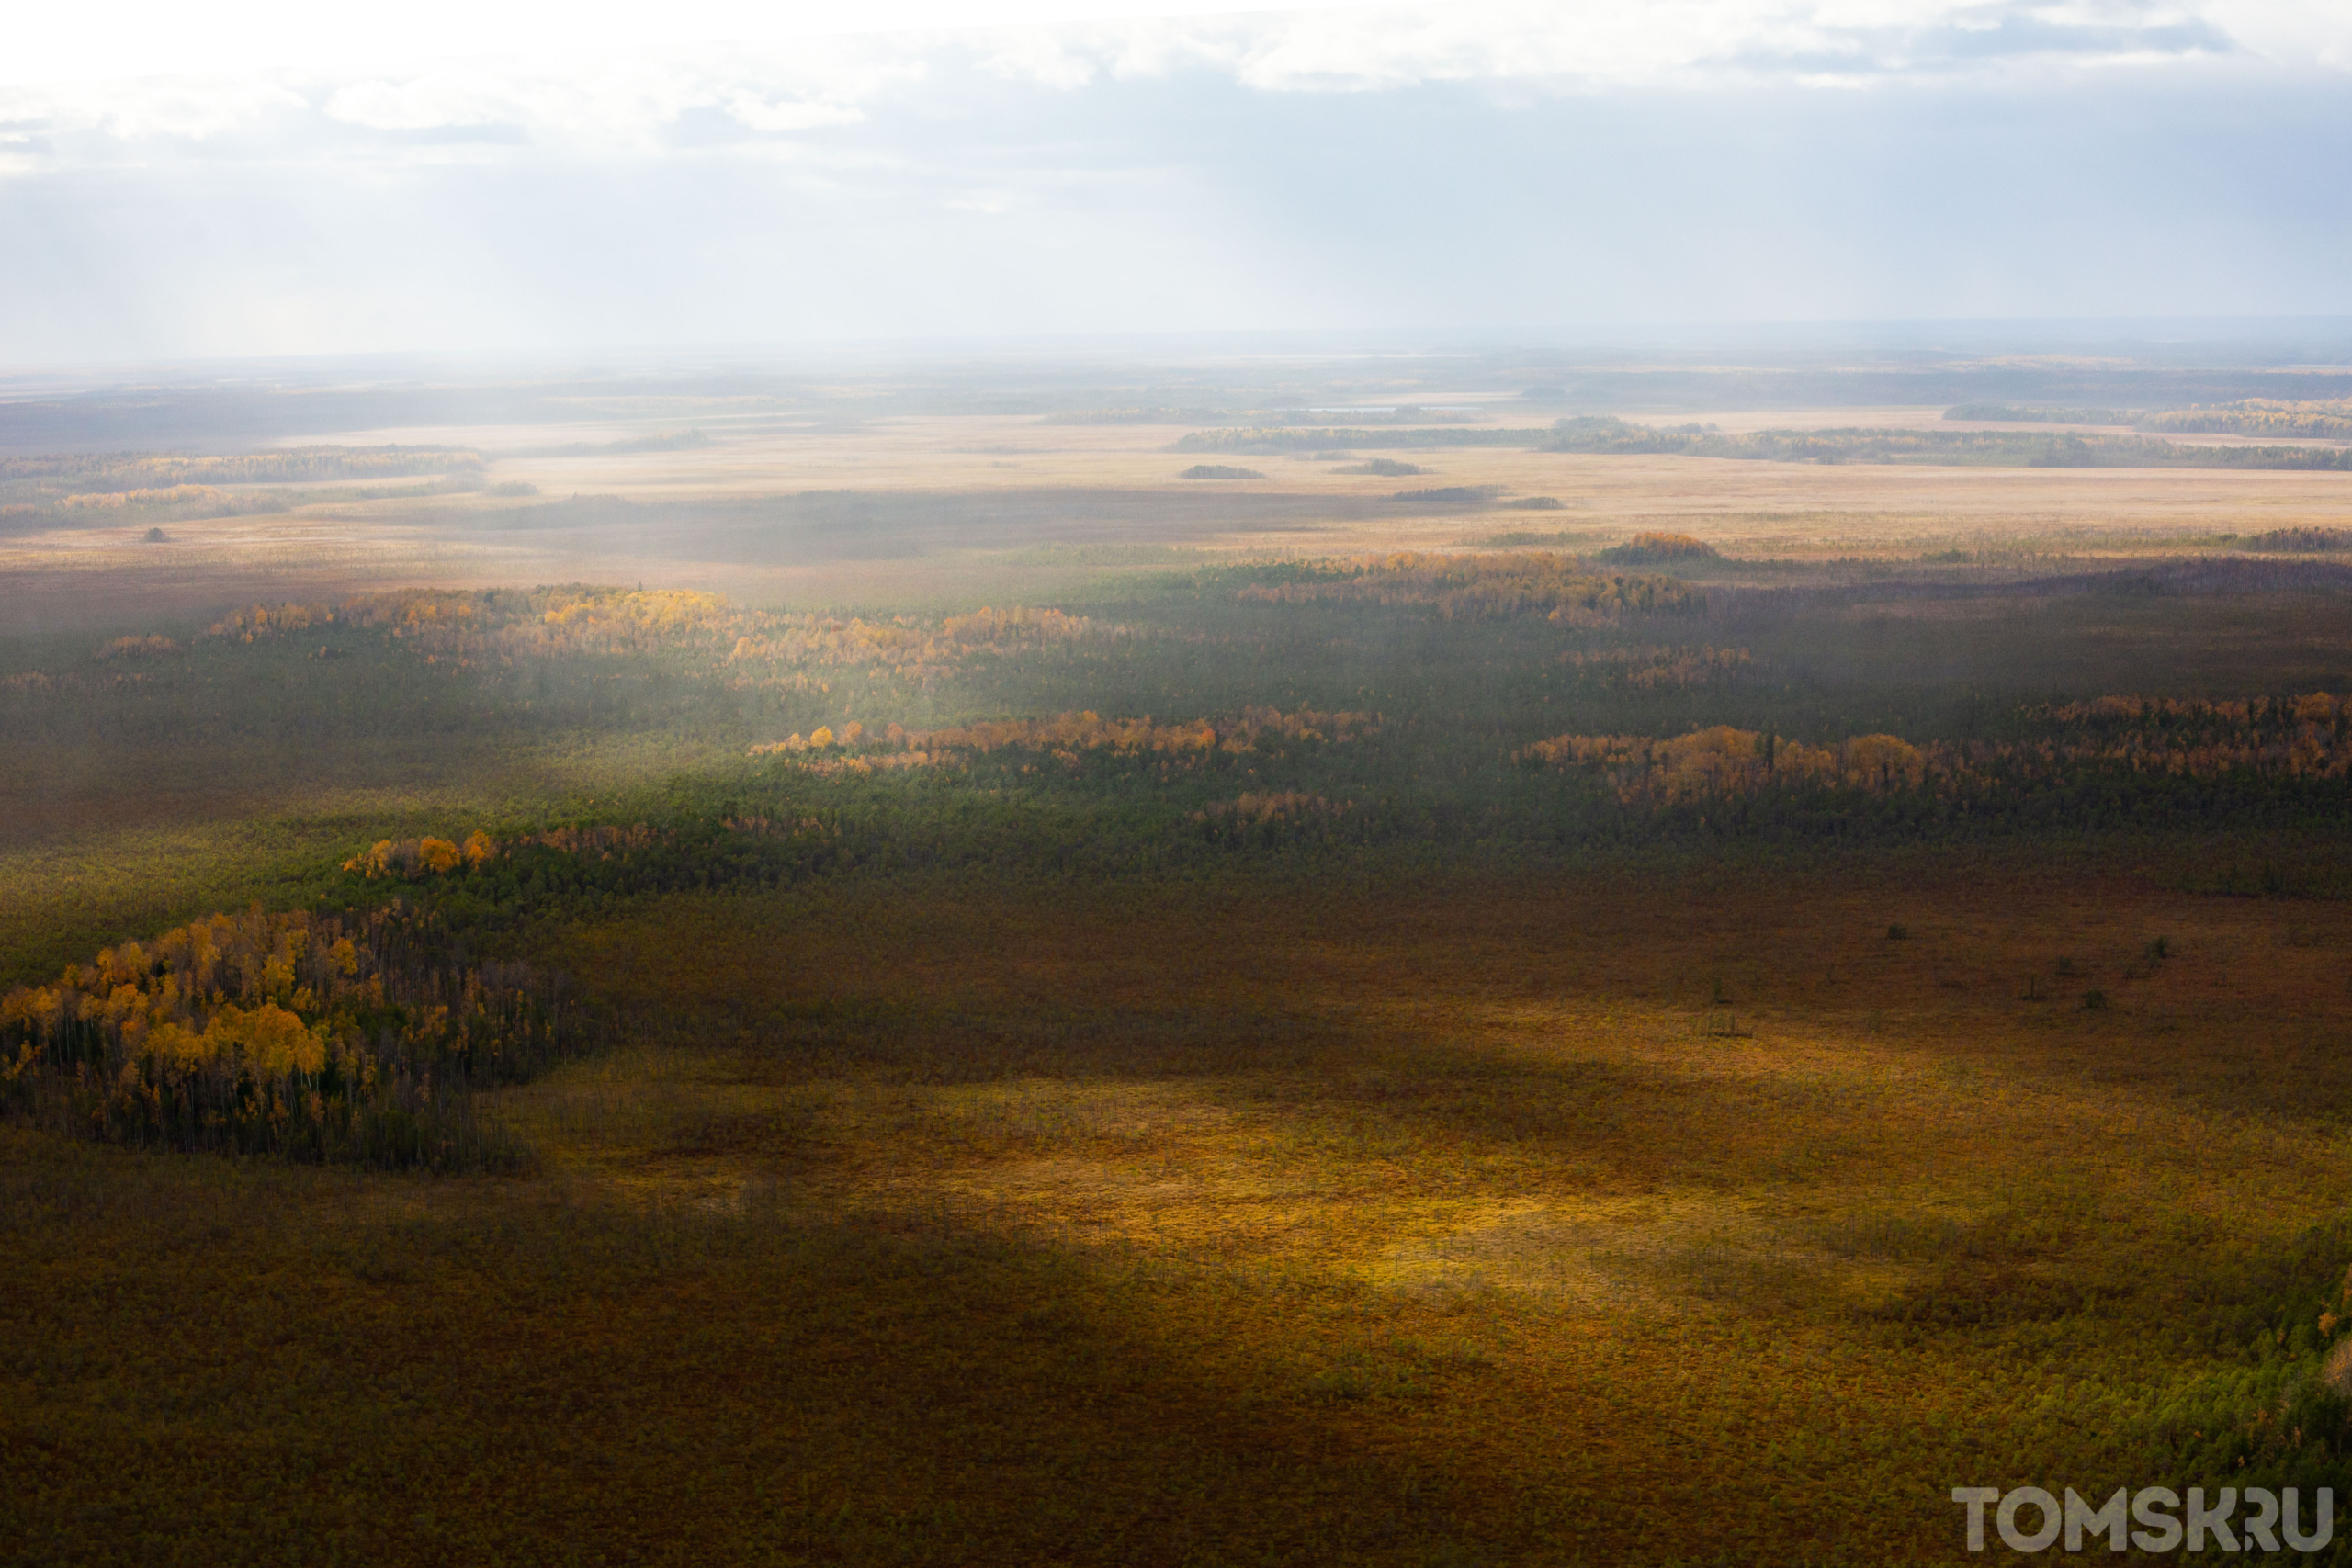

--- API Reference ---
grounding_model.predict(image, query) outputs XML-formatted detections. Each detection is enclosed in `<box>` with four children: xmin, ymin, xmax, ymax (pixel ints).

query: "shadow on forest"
<box><xmin>2</xmin><ymin>1132</ymin><xmax>1597</xmax><ymax>1566</ymax></box>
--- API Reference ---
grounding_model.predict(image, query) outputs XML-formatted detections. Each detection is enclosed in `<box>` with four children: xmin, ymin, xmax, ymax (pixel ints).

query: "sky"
<box><xmin>4</xmin><ymin>0</ymin><xmax>2350</xmax><ymax>364</ymax></box>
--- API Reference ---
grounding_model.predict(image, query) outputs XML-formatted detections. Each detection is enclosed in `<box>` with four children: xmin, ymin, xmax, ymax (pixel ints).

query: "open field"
<box><xmin>10</xmin><ymin>399</ymin><xmax>2352</xmax><ymax>638</ymax></box>
<box><xmin>6</xmin><ymin>354</ymin><xmax>2352</xmax><ymax>1563</ymax></box>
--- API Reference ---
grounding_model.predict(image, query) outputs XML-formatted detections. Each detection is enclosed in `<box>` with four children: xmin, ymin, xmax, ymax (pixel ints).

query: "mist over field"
<box><xmin>7</xmin><ymin>4</ymin><xmax>2352</xmax><ymax>1565</ymax></box>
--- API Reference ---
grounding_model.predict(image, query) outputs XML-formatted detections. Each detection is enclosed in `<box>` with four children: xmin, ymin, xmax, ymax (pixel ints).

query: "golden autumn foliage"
<box><xmin>347</xmin><ymin>829</ymin><xmax>579</xmax><ymax>879</ymax></box>
<box><xmin>1521</xmin><ymin>726</ymin><xmax>1922</xmax><ymax>803</ymax></box>
<box><xmin>346</xmin><ymin>838</ymin><xmax>465</xmax><ymax>878</ymax></box>
<box><xmin>152</xmin><ymin>1002</ymin><xmax>329</xmax><ymax>1075</ymax></box>
<box><xmin>344</xmin><ymin>818</ymin><xmax>830</xmax><ymax>882</ymax></box>
<box><xmin>1</xmin><ymin>904</ymin><xmax>578</xmax><ymax>1166</ymax></box>
<box><xmin>3</xmin><ymin>910</ymin><xmax>333</xmax><ymax>1099</ymax></box>
<box><xmin>96</xmin><ymin>634</ymin><xmax>181</xmax><ymax>660</ymax></box>
<box><xmin>1522</xmin><ymin>693</ymin><xmax>2352</xmax><ymax>807</ymax></box>
<box><xmin>750</xmin><ymin>706</ymin><xmax>1375</xmax><ymax>768</ymax></box>
<box><xmin>918</xmin><ymin>705</ymin><xmax>1374</xmax><ymax>756</ymax></box>
<box><xmin>939</xmin><ymin>605</ymin><xmax>1096</xmax><ymax>645</ymax></box>
<box><xmin>1557</xmin><ymin>644</ymin><xmax>1752</xmax><ymax>687</ymax></box>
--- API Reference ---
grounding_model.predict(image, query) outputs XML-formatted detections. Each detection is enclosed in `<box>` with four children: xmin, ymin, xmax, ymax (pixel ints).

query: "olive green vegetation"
<box><xmin>8</xmin><ymin>549</ymin><xmax>2352</xmax><ymax>1562</ymax></box>
<box><xmin>8</xmin><ymin>863</ymin><xmax>2352</xmax><ymax>1564</ymax></box>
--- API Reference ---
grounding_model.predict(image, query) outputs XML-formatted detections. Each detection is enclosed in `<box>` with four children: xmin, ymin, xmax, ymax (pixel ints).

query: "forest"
<box><xmin>7</xmin><ymin>363</ymin><xmax>2352</xmax><ymax>1565</ymax></box>
<box><xmin>1172</xmin><ymin>414</ymin><xmax>2352</xmax><ymax>470</ymax></box>
<box><xmin>1946</xmin><ymin>399</ymin><xmax>2352</xmax><ymax>443</ymax></box>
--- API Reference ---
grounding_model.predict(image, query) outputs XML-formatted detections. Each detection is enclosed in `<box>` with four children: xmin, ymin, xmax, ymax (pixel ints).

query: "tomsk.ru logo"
<box><xmin>1952</xmin><ymin>1487</ymin><xmax>2334</xmax><ymax>1553</ymax></box>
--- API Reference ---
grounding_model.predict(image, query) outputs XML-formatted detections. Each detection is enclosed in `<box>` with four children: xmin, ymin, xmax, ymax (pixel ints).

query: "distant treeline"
<box><xmin>2140</xmin><ymin>400</ymin><xmax>2352</xmax><ymax>441</ymax></box>
<box><xmin>1946</xmin><ymin>404</ymin><xmax>2141</xmax><ymax>425</ymax></box>
<box><xmin>0</xmin><ymin>446</ymin><xmax>485</xmax><ymax>491</ymax></box>
<box><xmin>498</xmin><ymin>429</ymin><xmax>713</xmax><ymax>458</ymax></box>
<box><xmin>2243</xmin><ymin>528</ymin><xmax>2350</xmax><ymax>554</ymax></box>
<box><xmin>1180</xmin><ymin>416</ymin><xmax>2352</xmax><ymax>468</ymax></box>
<box><xmin>288</xmin><ymin>683</ymin><xmax>2352</xmax><ymax>947</ymax></box>
<box><xmin>0</xmin><ymin>445</ymin><xmax>492</xmax><ymax>526</ymax></box>
<box><xmin>1948</xmin><ymin>399</ymin><xmax>2352</xmax><ymax>442</ymax></box>
<box><xmin>1064</xmin><ymin>407</ymin><xmax>1484</xmax><ymax>430</ymax></box>
<box><xmin>1224</xmin><ymin>551</ymin><xmax>1705</xmax><ymax>620</ymax></box>
<box><xmin>1547</xmin><ymin>417</ymin><xmax>2352</xmax><ymax>470</ymax></box>
<box><xmin>1046</xmin><ymin>407</ymin><xmax>1236</xmax><ymax>425</ymax></box>
<box><xmin>1392</xmin><ymin>485</ymin><xmax>1506</xmax><ymax>504</ymax></box>
<box><xmin>1173</xmin><ymin>427</ymin><xmax>1556</xmax><ymax>454</ymax></box>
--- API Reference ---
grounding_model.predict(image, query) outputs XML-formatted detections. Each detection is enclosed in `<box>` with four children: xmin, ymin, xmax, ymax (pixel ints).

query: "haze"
<box><xmin>6</xmin><ymin>0</ymin><xmax>2352</xmax><ymax>363</ymax></box>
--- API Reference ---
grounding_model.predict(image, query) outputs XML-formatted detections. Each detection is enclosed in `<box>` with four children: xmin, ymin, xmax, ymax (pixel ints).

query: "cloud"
<box><xmin>726</xmin><ymin>94</ymin><xmax>868</xmax><ymax>132</ymax></box>
<box><xmin>0</xmin><ymin>0</ymin><xmax>2334</xmax><ymax>179</ymax></box>
<box><xmin>0</xmin><ymin>1</ymin><xmax>2346</xmax><ymax>361</ymax></box>
<box><xmin>320</xmin><ymin>51</ymin><xmax>899</xmax><ymax>146</ymax></box>
<box><xmin>964</xmin><ymin>1</ymin><xmax>2275</xmax><ymax>95</ymax></box>
<box><xmin>0</xmin><ymin>76</ymin><xmax>311</xmax><ymax>144</ymax></box>
<box><xmin>325</xmin><ymin>74</ymin><xmax>525</xmax><ymax>132</ymax></box>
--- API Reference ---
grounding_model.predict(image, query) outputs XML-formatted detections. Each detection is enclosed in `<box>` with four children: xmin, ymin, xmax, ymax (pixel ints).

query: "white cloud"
<box><xmin>0</xmin><ymin>0</ymin><xmax>2327</xmax><ymax>175</ymax></box>
<box><xmin>2206</xmin><ymin>0</ymin><xmax>2352</xmax><ymax>67</ymax></box>
<box><xmin>0</xmin><ymin>76</ymin><xmax>310</xmax><ymax>143</ymax></box>
<box><xmin>944</xmin><ymin>1</ymin><xmax>2282</xmax><ymax>96</ymax></box>
<box><xmin>321</xmin><ymin>51</ymin><xmax>903</xmax><ymax>143</ymax></box>
<box><xmin>726</xmin><ymin>94</ymin><xmax>868</xmax><ymax>132</ymax></box>
<box><xmin>325</xmin><ymin>74</ymin><xmax>524</xmax><ymax>131</ymax></box>
<box><xmin>1</xmin><ymin>0</ymin><xmax>2346</xmax><ymax>363</ymax></box>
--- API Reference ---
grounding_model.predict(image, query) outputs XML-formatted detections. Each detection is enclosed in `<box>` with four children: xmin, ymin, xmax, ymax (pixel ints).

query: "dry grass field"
<box><xmin>9</xmin><ymin>408</ymin><xmax>2352</xmax><ymax>637</ymax></box>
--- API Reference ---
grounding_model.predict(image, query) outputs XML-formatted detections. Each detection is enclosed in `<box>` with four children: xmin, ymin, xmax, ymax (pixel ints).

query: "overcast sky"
<box><xmin>4</xmin><ymin>1</ymin><xmax>2349</xmax><ymax>365</ymax></box>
